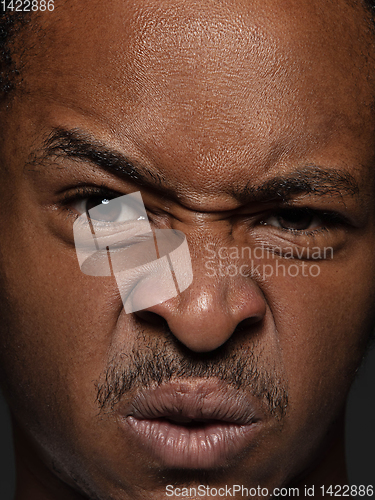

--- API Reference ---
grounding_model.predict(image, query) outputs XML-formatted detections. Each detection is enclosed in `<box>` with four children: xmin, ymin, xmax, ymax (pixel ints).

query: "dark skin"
<box><xmin>1</xmin><ymin>0</ymin><xmax>375</xmax><ymax>499</ymax></box>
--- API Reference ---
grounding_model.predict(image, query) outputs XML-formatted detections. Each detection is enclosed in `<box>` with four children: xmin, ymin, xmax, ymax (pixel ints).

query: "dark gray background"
<box><xmin>0</xmin><ymin>346</ymin><xmax>374</xmax><ymax>499</ymax></box>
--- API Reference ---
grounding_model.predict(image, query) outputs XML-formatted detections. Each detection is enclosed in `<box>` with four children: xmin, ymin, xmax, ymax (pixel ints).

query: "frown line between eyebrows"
<box><xmin>28</xmin><ymin>127</ymin><xmax>360</xmax><ymax>207</ymax></box>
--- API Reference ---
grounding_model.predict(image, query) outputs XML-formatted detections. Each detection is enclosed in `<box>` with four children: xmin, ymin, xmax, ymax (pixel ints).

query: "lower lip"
<box><xmin>124</xmin><ymin>417</ymin><xmax>260</xmax><ymax>468</ymax></box>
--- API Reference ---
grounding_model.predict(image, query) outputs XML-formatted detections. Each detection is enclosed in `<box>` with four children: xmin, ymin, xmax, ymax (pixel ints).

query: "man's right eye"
<box><xmin>74</xmin><ymin>196</ymin><xmax>146</xmax><ymax>223</ymax></box>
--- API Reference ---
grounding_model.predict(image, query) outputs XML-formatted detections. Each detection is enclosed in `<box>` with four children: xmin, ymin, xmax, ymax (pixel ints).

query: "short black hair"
<box><xmin>0</xmin><ymin>9</ymin><xmax>29</xmax><ymax>97</ymax></box>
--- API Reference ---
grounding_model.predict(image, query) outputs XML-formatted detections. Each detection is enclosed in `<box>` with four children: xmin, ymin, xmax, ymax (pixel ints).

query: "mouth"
<box><xmin>119</xmin><ymin>380</ymin><xmax>263</xmax><ymax>469</ymax></box>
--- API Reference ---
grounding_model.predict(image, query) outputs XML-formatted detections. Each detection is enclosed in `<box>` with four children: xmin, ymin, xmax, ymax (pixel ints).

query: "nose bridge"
<box><xmin>136</xmin><ymin>233</ymin><xmax>267</xmax><ymax>352</ymax></box>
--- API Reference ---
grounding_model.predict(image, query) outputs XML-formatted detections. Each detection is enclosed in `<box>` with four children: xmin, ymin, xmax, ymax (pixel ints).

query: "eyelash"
<box><xmin>60</xmin><ymin>185</ymin><xmax>346</xmax><ymax>237</ymax></box>
<box><xmin>61</xmin><ymin>185</ymin><xmax>120</xmax><ymax>211</ymax></box>
<box><xmin>259</xmin><ymin>207</ymin><xmax>345</xmax><ymax>236</ymax></box>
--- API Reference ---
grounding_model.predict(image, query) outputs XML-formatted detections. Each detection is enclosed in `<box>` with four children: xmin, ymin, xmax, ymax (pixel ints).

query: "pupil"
<box><xmin>278</xmin><ymin>209</ymin><xmax>313</xmax><ymax>230</ymax></box>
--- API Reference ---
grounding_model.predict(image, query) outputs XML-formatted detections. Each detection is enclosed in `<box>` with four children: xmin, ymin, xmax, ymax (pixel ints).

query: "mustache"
<box><xmin>96</xmin><ymin>334</ymin><xmax>288</xmax><ymax>420</ymax></box>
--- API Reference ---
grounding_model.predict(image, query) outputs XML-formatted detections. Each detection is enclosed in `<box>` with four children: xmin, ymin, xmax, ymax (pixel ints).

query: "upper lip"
<box><xmin>121</xmin><ymin>380</ymin><xmax>263</xmax><ymax>426</ymax></box>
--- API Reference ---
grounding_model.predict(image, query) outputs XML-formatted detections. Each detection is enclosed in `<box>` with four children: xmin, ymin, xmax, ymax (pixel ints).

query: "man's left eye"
<box><xmin>261</xmin><ymin>208</ymin><xmax>322</xmax><ymax>232</ymax></box>
<box><xmin>74</xmin><ymin>196</ymin><xmax>146</xmax><ymax>223</ymax></box>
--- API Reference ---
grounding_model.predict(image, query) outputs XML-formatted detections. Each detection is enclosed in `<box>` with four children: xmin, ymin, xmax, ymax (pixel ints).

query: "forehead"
<box><xmin>9</xmin><ymin>0</ymin><xmax>375</xmax><ymax>201</ymax></box>
<box><xmin>26</xmin><ymin>0</ymin><xmax>374</xmax><ymax>97</ymax></box>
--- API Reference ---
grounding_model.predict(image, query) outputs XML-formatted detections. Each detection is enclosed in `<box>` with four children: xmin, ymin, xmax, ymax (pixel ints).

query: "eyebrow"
<box><xmin>243</xmin><ymin>166</ymin><xmax>359</xmax><ymax>204</ymax></box>
<box><xmin>32</xmin><ymin>127</ymin><xmax>360</xmax><ymax>204</ymax></box>
<box><xmin>37</xmin><ymin>127</ymin><xmax>168</xmax><ymax>190</ymax></box>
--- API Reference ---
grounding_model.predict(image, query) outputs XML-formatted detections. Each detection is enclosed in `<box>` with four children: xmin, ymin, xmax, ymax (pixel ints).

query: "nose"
<box><xmin>134</xmin><ymin>273</ymin><xmax>267</xmax><ymax>353</ymax></box>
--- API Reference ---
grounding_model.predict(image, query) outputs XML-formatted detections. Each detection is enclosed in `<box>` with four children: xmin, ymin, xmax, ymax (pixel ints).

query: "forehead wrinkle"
<box><xmin>9</xmin><ymin>0</ymin><xmax>375</xmax><ymax>211</ymax></box>
<box><xmin>16</xmin><ymin>0</ymin><xmax>375</xmax><ymax>137</ymax></box>
<box><xmin>10</xmin><ymin>0</ymin><xmax>375</xmax><ymax>112</ymax></box>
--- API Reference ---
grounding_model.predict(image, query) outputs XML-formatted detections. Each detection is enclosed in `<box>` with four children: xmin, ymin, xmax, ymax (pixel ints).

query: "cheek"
<box><xmin>250</xmin><ymin>247</ymin><xmax>375</xmax><ymax>472</ymax></box>
<box><xmin>0</xmin><ymin>216</ymin><xmax>126</xmax><ymax>437</ymax></box>
<box><xmin>0</xmin><ymin>224</ymin><xmax>150</xmax><ymax>491</ymax></box>
<box><xmin>268</xmin><ymin>251</ymin><xmax>375</xmax><ymax>424</ymax></box>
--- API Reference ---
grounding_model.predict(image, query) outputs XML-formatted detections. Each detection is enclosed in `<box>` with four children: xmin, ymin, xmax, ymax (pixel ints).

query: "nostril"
<box><xmin>132</xmin><ymin>281</ymin><xmax>266</xmax><ymax>353</ymax></box>
<box><xmin>236</xmin><ymin>316</ymin><xmax>264</xmax><ymax>332</ymax></box>
<box><xmin>135</xmin><ymin>310</ymin><xmax>168</xmax><ymax>327</ymax></box>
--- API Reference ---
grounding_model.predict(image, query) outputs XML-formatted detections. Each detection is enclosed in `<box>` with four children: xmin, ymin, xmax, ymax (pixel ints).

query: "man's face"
<box><xmin>1</xmin><ymin>0</ymin><xmax>375</xmax><ymax>498</ymax></box>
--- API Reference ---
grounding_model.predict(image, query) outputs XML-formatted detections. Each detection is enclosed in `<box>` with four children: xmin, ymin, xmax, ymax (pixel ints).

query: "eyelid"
<box><xmin>266</xmin><ymin>206</ymin><xmax>347</xmax><ymax>223</ymax></box>
<box><xmin>61</xmin><ymin>185</ymin><xmax>120</xmax><ymax>207</ymax></box>
<box><xmin>257</xmin><ymin>207</ymin><xmax>347</xmax><ymax>237</ymax></box>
